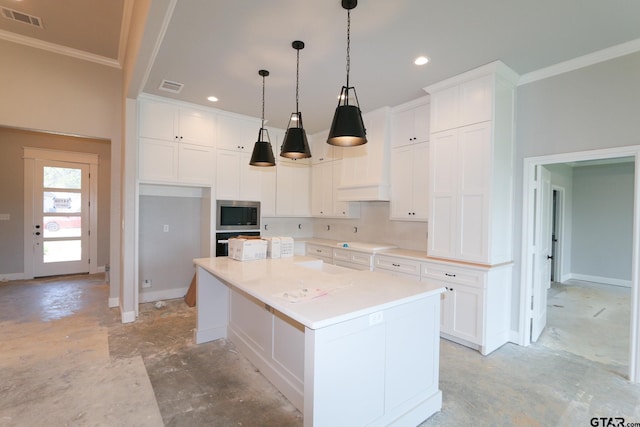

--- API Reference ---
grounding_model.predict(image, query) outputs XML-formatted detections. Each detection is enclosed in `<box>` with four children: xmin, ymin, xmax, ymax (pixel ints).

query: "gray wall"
<box><xmin>0</xmin><ymin>127</ymin><xmax>111</xmax><ymax>275</ymax></box>
<box><xmin>138</xmin><ymin>195</ymin><xmax>202</xmax><ymax>300</ymax></box>
<box><xmin>513</xmin><ymin>51</ymin><xmax>640</xmax><ymax>332</ymax></box>
<box><xmin>571</xmin><ymin>162</ymin><xmax>634</xmax><ymax>283</ymax></box>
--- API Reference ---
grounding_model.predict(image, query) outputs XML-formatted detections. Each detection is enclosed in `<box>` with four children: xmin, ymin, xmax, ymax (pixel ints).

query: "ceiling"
<box><xmin>2</xmin><ymin>0</ymin><xmax>640</xmax><ymax>133</ymax></box>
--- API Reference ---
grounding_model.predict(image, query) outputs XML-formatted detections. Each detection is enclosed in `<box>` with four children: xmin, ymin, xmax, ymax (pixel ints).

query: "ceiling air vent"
<box><xmin>1</xmin><ymin>7</ymin><xmax>44</xmax><ymax>28</ymax></box>
<box><xmin>159</xmin><ymin>79</ymin><xmax>184</xmax><ymax>94</ymax></box>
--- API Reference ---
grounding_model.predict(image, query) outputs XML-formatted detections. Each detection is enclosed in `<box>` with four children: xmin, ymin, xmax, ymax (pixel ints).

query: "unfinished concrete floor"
<box><xmin>1</xmin><ymin>274</ymin><xmax>640</xmax><ymax>426</ymax></box>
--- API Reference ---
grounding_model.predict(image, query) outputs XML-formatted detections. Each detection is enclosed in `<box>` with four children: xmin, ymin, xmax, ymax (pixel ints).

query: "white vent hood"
<box><xmin>336</xmin><ymin>106</ymin><xmax>391</xmax><ymax>201</ymax></box>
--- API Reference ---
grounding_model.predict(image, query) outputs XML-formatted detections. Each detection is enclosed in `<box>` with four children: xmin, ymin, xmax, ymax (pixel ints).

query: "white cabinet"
<box><xmin>138</xmin><ymin>98</ymin><xmax>215</xmax><ymax>185</ymax></box>
<box><xmin>309</xmin><ymin>130</ymin><xmax>341</xmax><ymax>164</ymax></box>
<box><xmin>276</xmin><ymin>158</ymin><xmax>311</xmax><ymax>217</ymax></box>
<box><xmin>215</xmin><ymin>149</ymin><xmax>262</xmax><ymax>201</ymax></box>
<box><xmin>311</xmin><ymin>160</ymin><xmax>360</xmax><ymax>218</ymax></box>
<box><xmin>333</xmin><ymin>249</ymin><xmax>373</xmax><ymax>271</ymax></box>
<box><xmin>391</xmin><ymin>97</ymin><xmax>430</xmax><ymax>148</ymax></box>
<box><xmin>374</xmin><ymin>255</ymin><xmax>421</xmax><ymax>280</ymax></box>
<box><xmin>390</xmin><ymin>141</ymin><xmax>429</xmax><ymax>220</ymax></box>
<box><xmin>139</xmin><ymin>99</ymin><xmax>216</xmax><ymax>146</ymax></box>
<box><xmin>337</xmin><ymin>107</ymin><xmax>391</xmax><ymax>201</ymax></box>
<box><xmin>425</xmin><ymin>61</ymin><xmax>517</xmax><ymax>265</ymax></box>
<box><xmin>305</xmin><ymin>244</ymin><xmax>333</xmax><ymax>263</ymax></box>
<box><xmin>421</xmin><ymin>260</ymin><xmax>511</xmax><ymax>355</ymax></box>
<box><xmin>217</xmin><ymin>114</ymin><xmax>261</xmax><ymax>152</ymax></box>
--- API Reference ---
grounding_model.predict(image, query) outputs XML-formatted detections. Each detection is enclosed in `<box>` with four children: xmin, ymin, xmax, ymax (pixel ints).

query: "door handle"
<box><xmin>547</xmin><ymin>255</ymin><xmax>553</xmax><ymax>260</ymax></box>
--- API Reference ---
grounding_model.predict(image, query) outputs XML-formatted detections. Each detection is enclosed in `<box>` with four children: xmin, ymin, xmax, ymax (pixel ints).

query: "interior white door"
<box><xmin>531</xmin><ymin>165</ymin><xmax>552</xmax><ymax>342</ymax></box>
<box><xmin>32</xmin><ymin>159</ymin><xmax>90</xmax><ymax>277</ymax></box>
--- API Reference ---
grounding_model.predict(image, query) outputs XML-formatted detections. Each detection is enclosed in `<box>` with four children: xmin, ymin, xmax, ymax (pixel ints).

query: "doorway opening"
<box><xmin>520</xmin><ymin>146</ymin><xmax>640</xmax><ymax>383</ymax></box>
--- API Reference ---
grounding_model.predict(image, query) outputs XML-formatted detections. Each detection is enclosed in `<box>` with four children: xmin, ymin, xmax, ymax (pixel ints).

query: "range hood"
<box><xmin>335</xmin><ymin>106</ymin><xmax>391</xmax><ymax>201</ymax></box>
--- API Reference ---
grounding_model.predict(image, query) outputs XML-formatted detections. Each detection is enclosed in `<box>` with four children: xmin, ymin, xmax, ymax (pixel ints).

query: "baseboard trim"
<box><xmin>567</xmin><ymin>273</ymin><xmax>631</xmax><ymax>288</ymax></box>
<box><xmin>0</xmin><ymin>272</ymin><xmax>28</xmax><ymax>281</ymax></box>
<box><xmin>139</xmin><ymin>286</ymin><xmax>188</xmax><ymax>303</ymax></box>
<box><xmin>108</xmin><ymin>297</ymin><xmax>119</xmax><ymax>308</ymax></box>
<box><xmin>121</xmin><ymin>309</ymin><xmax>136</xmax><ymax>324</ymax></box>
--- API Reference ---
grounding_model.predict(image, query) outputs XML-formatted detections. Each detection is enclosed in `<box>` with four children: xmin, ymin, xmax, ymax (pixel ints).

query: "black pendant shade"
<box><xmin>327</xmin><ymin>0</ymin><xmax>367</xmax><ymax>147</ymax></box>
<box><xmin>249</xmin><ymin>69</ymin><xmax>276</xmax><ymax>166</ymax></box>
<box><xmin>280</xmin><ymin>40</ymin><xmax>312</xmax><ymax>159</ymax></box>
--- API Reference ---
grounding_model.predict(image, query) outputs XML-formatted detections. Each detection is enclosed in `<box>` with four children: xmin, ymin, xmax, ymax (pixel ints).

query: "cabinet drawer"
<box><xmin>334</xmin><ymin>249</ymin><xmax>372</xmax><ymax>267</ymax></box>
<box><xmin>421</xmin><ymin>262</ymin><xmax>485</xmax><ymax>288</ymax></box>
<box><xmin>306</xmin><ymin>244</ymin><xmax>333</xmax><ymax>259</ymax></box>
<box><xmin>374</xmin><ymin>255</ymin><xmax>421</xmax><ymax>277</ymax></box>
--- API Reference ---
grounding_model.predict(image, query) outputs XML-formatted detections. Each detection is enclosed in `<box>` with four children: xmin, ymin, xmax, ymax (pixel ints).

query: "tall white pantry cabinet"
<box><xmin>424</xmin><ymin>61</ymin><xmax>518</xmax><ymax>354</ymax></box>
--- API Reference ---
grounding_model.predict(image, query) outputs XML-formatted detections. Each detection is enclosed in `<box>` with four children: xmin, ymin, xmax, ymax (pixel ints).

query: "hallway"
<box><xmin>1</xmin><ymin>274</ymin><xmax>639</xmax><ymax>426</ymax></box>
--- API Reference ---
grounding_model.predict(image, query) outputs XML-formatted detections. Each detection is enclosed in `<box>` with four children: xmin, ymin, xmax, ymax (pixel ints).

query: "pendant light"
<box><xmin>280</xmin><ymin>40</ymin><xmax>312</xmax><ymax>159</ymax></box>
<box><xmin>249</xmin><ymin>69</ymin><xmax>276</xmax><ymax>166</ymax></box>
<box><xmin>327</xmin><ymin>0</ymin><xmax>367</xmax><ymax>147</ymax></box>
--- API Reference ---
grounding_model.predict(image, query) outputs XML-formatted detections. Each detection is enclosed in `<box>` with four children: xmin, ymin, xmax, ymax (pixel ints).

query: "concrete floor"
<box><xmin>1</xmin><ymin>274</ymin><xmax>640</xmax><ymax>426</ymax></box>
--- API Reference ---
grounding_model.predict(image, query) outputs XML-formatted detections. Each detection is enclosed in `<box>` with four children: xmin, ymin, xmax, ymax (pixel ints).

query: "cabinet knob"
<box><xmin>445</xmin><ymin>273</ymin><xmax>456</xmax><ymax>277</ymax></box>
<box><xmin>392</xmin><ymin>263</ymin><xmax>400</xmax><ymax>267</ymax></box>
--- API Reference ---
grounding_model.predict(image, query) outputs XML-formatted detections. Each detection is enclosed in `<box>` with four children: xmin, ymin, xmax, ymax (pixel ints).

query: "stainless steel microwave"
<box><xmin>216</xmin><ymin>200</ymin><xmax>260</xmax><ymax>231</ymax></box>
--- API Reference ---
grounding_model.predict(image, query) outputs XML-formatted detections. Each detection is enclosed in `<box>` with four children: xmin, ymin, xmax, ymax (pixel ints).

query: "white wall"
<box><xmin>0</xmin><ymin>39</ymin><xmax>122</xmax><ymax>301</ymax></box>
<box><xmin>571</xmin><ymin>162</ymin><xmax>634</xmax><ymax>285</ymax></box>
<box><xmin>513</xmin><ymin>51</ymin><xmax>640</xmax><ymax>332</ymax></box>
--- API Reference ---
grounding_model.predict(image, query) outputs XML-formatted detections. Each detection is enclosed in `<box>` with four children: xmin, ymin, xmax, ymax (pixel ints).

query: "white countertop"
<box><xmin>303</xmin><ymin>238</ymin><xmax>398</xmax><ymax>253</ymax></box>
<box><xmin>194</xmin><ymin>256</ymin><xmax>445</xmax><ymax>330</ymax></box>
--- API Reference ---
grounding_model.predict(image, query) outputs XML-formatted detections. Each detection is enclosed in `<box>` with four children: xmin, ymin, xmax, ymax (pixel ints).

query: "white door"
<box><xmin>32</xmin><ymin>159</ymin><xmax>91</xmax><ymax>277</ymax></box>
<box><xmin>531</xmin><ymin>165</ymin><xmax>552</xmax><ymax>341</ymax></box>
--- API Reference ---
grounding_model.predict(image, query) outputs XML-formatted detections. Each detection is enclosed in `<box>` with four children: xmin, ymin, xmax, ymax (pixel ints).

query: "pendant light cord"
<box><xmin>295</xmin><ymin>47</ymin><xmax>300</xmax><ymax>114</ymax></box>
<box><xmin>346</xmin><ymin>8</ymin><xmax>351</xmax><ymax>91</ymax></box>
<box><xmin>261</xmin><ymin>73</ymin><xmax>266</xmax><ymax>129</ymax></box>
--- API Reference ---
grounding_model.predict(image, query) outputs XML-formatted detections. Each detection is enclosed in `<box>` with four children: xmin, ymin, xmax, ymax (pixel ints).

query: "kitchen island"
<box><xmin>193</xmin><ymin>256</ymin><xmax>445</xmax><ymax>427</ymax></box>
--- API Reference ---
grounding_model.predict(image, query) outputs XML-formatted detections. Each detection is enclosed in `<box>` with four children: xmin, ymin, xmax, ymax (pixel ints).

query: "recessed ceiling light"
<box><xmin>207</xmin><ymin>96</ymin><xmax>218</xmax><ymax>102</ymax></box>
<box><xmin>414</xmin><ymin>56</ymin><xmax>430</xmax><ymax>66</ymax></box>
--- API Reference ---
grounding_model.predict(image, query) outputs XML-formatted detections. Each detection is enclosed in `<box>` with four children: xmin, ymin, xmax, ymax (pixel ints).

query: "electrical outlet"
<box><xmin>0</xmin><ymin>213</ymin><xmax>10</xmax><ymax>221</ymax></box>
<box><xmin>163</xmin><ymin>224</ymin><xmax>169</xmax><ymax>232</ymax></box>
<box><xmin>142</xmin><ymin>279</ymin><xmax>152</xmax><ymax>288</ymax></box>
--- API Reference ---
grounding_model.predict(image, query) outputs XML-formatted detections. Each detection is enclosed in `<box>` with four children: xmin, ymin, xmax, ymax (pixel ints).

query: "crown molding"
<box><xmin>518</xmin><ymin>38</ymin><xmax>640</xmax><ymax>86</ymax></box>
<box><xmin>0</xmin><ymin>29</ymin><xmax>121</xmax><ymax>68</ymax></box>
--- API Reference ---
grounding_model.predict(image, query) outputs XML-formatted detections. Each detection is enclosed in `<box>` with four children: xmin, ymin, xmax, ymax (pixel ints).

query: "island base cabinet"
<box><xmin>304</xmin><ymin>296</ymin><xmax>442</xmax><ymax>427</ymax></box>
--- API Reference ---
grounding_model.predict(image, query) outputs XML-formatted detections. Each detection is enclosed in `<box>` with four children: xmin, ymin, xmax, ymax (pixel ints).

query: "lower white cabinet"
<box><xmin>139</xmin><ymin>137</ymin><xmax>214</xmax><ymax>185</ymax></box>
<box><xmin>421</xmin><ymin>260</ymin><xmax>511</xmax><ymax>355</ymax></box>
<box><xmin>374</xmin><ymin>255</ymin><xmax>421</xmax><ymax>280</ymax></box>
<box><xmin>305</xmin><ymin>244</ymin><xmax>333</xmax><ymax>264</ymax></box>
<box><xmin>333</xmin><ymin>249</ymin><xmax>373</xmax><ymax>271</ymax></box>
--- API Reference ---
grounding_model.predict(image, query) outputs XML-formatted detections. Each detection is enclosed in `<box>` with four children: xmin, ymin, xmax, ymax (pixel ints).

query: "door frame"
<box><xmin>519</xmin><ymin>145</ymin><xmax>640</xmax><ymax>383</ymax></box>
<box><xmin>23</xmin><ymin>147</ymin><xmax>98</xmax><ymax>278</ymax></box>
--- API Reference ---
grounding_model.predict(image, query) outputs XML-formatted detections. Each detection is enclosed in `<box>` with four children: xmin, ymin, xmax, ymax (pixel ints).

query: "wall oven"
<box><xmin>215</xmin><ymin>200</ymin><xmax>261</xmax><ymax>256</ymax></box>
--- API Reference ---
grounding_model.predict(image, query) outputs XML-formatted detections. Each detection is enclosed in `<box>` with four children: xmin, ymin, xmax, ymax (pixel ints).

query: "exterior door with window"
<box><xmin>24</xmin><ymin>148</ymin><xmax>97</xmax><ymax>278</ymax></box>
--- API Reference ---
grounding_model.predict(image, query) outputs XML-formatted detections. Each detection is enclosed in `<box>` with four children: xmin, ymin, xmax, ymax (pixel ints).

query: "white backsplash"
<box><xmin>265</xmin><ymin>202</ymin><xmax>428</xmax><ymax>252</ymax></box>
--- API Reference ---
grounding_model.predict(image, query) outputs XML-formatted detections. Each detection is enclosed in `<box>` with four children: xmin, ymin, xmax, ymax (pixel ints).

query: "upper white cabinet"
<box><xmin>430</xmin><ymin>76</ymin><xmax>492</xmax><ymax>134</ymax></box>
<box><xmin>217</xmin><ymin>114</ymin><xmax>261</xmax><ymax>152</ymax></box>
<box><xmin>309</xmin><ymin>130</ymin><xmax>341</xmax><ymax>164</ymax></box>
<box><xmin>215</xmin><ymin>150</ymin><xmax>262</xmax><ymax>201</ymax></box>
<box><xmin>276</xmin><ymin>159</ymin><xmax>311</xmax><ymax>217</ymax></box>
<box><xmin>139</xmin><ymin>99</ymin><xmax>216</xmax><ymax>147</ymax></box>
<box><xmin>390</xmin><ymin>141</ymin><xmax>429</xmax><ymax>220</ymax></box>
<box><xmin>390</xmin><ymin>96</ymin><xmax>430</xmax><ymax>148</ymax></box>
<box><xmin>425</xmin><ymin>61</ymin><xmax>518</xmax><ymax>265</ymax></box>
<box><xmin>310</xmin><ymin>159</ymin><xmax>360</xmax><ymax>218</ymax></box>
<box><xmin>138</xmin><ymin>98</ymin><xmax>215</xmax><ymax>185</ymax></box>
<box><xmin>337</xmin><ymin>107</ymin><xmax>391</xmax><ymax>201</ymax></box>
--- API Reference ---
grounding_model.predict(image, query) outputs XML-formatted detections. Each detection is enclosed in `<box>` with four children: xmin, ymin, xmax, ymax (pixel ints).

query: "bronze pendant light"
<box><xmin>327</xmin><ymin>0</ymin><xmax>367</xmax><ymax>147</ymax></box>
<box><xmin>249</xmin><ymin>69</ymin><xmax>276</xmax><ymax>166</ymax></box>
<box><xmin>280</xmin><ymin>40</ymin><xmax>312</xmax><ymax>159</ymax></box>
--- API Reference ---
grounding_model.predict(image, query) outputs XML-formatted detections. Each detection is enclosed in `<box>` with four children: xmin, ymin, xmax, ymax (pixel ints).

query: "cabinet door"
<box><xmin>390</xmin><ymin>146</ymin><xmax>413</xmax><ymax>219</ymax></box>
<box><xmin>218</xmin><ymin>114</ymin><xmax>259</xmax><ymax>152</ymax></box>
<box><xmin>430</xmin><ymin>86</ymin><xmax>459</xmax><ymax>133</ymax></box>
<box><xmin>178</xmin><ymin>108</ymin><xmax>215</xmax><ymax>146</ymax></box>
<box><xmin>458</xmin><ymin>75</ymin><xmax>492</xmax><ymax>127</ymax></box>
<box><xmin>216</xmin><ymin>149</ymin><xmax>241</xmax><ymax>200</ymax></box>
<box><xmin>457</xmin><ymin>123</ymin><xmax>491</xmax><ymax>262</ymax></box>
<box><xmin>411</xmin><ymin>142</ymin><xmax>429</xmax><ymax>219</ymax></box>
<box><xmin>332</xmin><ymin>160</ymin><xmax>359</xmax><ymax>217</ymax></box>
<box><xmin>391</xmin><ymin>108</ymin><xmax>415</xmax><ymax>148</ymax></box>
<box><xmin>449</xmin><ymin>283</ymin><xmax>483</xmax><ymax>345</ymax></box>
<box><xmin>261</xmin><ymin>167</ymin><xmax>277</xmax><ymax>217</ymax></box>
<box><xmin>428</xmin><ymin>130</ymin><xmax>458</xmax><ymax>258</ymax></box>
<box><xmin>178</xmin><ymin>144</ymin><xmax>214</xmax><ymax>184</ymax></box>
<box><xmin>276</xmin><ymin>161</ymin><xmax>310</xmax><ymax>216</ymax></box>
<box><xmin>240</xmin><ymin>152</ymin><xmax>262</xmax><ymax>201</ymax></box>
<box><xmin>310</xmin><ymin>163</ymin><xmax>328</xmax><ymax>216</ymax></box>
<box><xmin>139</xmin><ymin>137</ymin><xmax>178</xmax><ymax>182</ymax></box>
<box><xmin>139</xmin><ymin>101</ymin><xmax>176</xmax><ymax>141</ymax></box>
<box><xmin>310</xmin><ymin>130</ymin><xmax>335</xmax><ymax>164</ymax></box>
<box><xmin>412</xmin><ymin>103</ymin><xmax>431</xmax><ymax>143</ymax></box>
